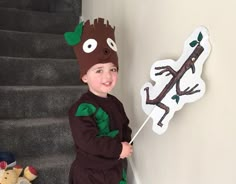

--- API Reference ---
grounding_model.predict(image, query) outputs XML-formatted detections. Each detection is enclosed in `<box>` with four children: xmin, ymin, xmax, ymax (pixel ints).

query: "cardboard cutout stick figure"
<box><xmin>130</xmin><ymin>26</ymin><xmax>211</xmax><ymax>144</ymax></box>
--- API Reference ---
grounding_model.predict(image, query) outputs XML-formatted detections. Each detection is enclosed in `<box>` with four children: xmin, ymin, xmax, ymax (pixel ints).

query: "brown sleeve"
<box><xmin>69</xmin><ymin>113</ymin><xmax>122</xmax><ymax>159</ymax></box>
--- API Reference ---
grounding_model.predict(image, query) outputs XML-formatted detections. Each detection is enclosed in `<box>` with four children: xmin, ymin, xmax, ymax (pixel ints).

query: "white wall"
<box><xmin>82</xmin><ymin>0</ymin><xmax>236</xmax><ymax>183</ymax></box>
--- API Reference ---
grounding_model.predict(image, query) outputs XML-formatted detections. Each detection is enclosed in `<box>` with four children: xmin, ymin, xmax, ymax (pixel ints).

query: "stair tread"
<box><xmin>0</xmin><ymin>29</ymin><xmax>75</xmax><ymax>58</ymax></box>
<box><xmin>17</xmin><ymin>153</ymin><xmax>75</xmax><ymax>169</ymax></box>
<box><xmin>0</xmin><ymin>7</ymin><xmax>77</xmax><ymax>34</ymax></box>
<box><xmin>0</xmin><ymin>28</ymin><xmax>62</xmax><ymax>36</ymax></box>
<box><xmin>0</xmin><ymin>0</ymin><xmax>82</xmax><ymax>183</ymax></box>
<box><xmin>0</xmin><ymin>116</ymin><xmax>75</xmax><ymax>156</ymax></box>
<box><xmin>0</xmin><ymin>7</ymin><xmax>74</xmax><ymax>16</ymax></box>
<box><xmin>17</xmin><ymin>154</ymin><xmax>75</xmax><ymax>184</ymax></box>
<box><xmin>0</xmin><ymin>56</ymin><xmax>81</xmax><ymax>86</ymax></box>
<box><xmin>0</xmin><ymin>85</ymin><xmax>86</xmax><ymax>90</ymax></box>
<box><xmin>0</xmin><ymin>85</ymin><xmax>87</xmax><ymax>119</ymax></box>
<box><xmin>0</xmin><ymin>55</ymin><xmax>76</xmax><ymax>61</ymax></box>
<box><xmin>0</xmin><ymin>0</ymin><xmax>75</xmax><ymax>13</ymax></box>
<box><xmin>0</xmin><ymin>116</ymin><xmax>68</xmax><ymax>127</ymax></box>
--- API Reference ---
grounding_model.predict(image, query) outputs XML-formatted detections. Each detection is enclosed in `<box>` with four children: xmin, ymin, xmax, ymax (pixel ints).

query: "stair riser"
<box><xmin>0</xmin><ymin>0</ymin><xmax>74</xmax><ymax>12</ymax></box>
<box><xmin>0</xmin><ymin>57</ymin><xmax>82</xmax><ymax>86</ymax></box>
<box><xmin>34</xmin><ymin>165</ymin><xmax>71</xmax><ymax>184</ymax></box>
<box><xmin>0</xmin><ymin>86</ymin><xmax>87</xmax><ymax>118</ymax></box>
<box><xmin>0</xmin><ymin>0</ymin><xmax>32</xmax><ymax>10</ymax></box>
<box><xmin>0</xmin><ymin>1</ymin><xmax>82</xmax><ymax>183</ymax></box>
<box><xmin>0</xmin><ymin>30</ymin><xmax>75</xmax><ymax>58</ymax></box>
<box><xmin>0</xmin><ymin>8</ymin><xmax>77</xmax><ymax>34</ymax></box>
<box><xmin>0</xmin><ymin>119</ymin><xmax>75</xmax><ymax>157</ymax></box>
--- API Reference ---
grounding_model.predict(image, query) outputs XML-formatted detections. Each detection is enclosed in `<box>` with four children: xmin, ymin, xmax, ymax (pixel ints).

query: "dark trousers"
<box><xmin>69</xmin><ymin>161</ymin><xmax>123</xmax><ymax>184</ymax></box>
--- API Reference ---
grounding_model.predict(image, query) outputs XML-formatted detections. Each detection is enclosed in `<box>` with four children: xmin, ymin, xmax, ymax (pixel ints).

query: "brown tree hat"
<box><xmin>64</xmin><ymin>18</ymin><xmax>118</xmax><ymax>79</ymax></box>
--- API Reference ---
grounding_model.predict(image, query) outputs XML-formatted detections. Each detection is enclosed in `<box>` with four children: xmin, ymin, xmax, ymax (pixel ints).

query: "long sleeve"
<box><xmin>69</xmin><ymin>114</ymin><xmax>122</xmax><ymax>159</ymax></box>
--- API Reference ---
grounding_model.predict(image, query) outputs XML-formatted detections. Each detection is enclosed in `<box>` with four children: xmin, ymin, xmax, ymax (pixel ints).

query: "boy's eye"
<box><xmin>95</xmin><ymin>69</ymin><xmax>103</xmax><ymax>73</ymax></box>
<box><xmin>111</xmin><ymin>68</ymin><xmax>118</xmax><ymax>72</ymax></box>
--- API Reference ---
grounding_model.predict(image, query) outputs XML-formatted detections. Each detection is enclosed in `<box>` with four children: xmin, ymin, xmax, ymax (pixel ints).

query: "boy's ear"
<box><xmin>81</xmin><ymin>75</ymin><xmax>88</xmax><ymax>83</ymax></box>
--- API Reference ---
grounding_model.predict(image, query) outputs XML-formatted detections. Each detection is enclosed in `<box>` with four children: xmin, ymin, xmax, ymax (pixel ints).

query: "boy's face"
<box><xmin>82</xmin><ymin>62</ymin><xmax>118</xmax><ymax>98</ymax></box>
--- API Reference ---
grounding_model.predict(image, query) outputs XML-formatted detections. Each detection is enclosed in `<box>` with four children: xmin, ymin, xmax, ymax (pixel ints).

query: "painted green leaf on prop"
<box><xmin>197</xmin><ymin>32</ymin><xmax>203</xmax><ymax>42</ymax></box>
<box><xmin>64</xmin><ymin>22</ymin><xmax>83</xmax><ymax>46</ymax></box>
<box><xmin>190</xmin><ymin>40</ymin><xmax>198</xmax><ymax>47</ymax></box>
<box><xmin>171</xmin><ymin>94</ymin><xmax>180</xmax><ymax>104</ymax></box>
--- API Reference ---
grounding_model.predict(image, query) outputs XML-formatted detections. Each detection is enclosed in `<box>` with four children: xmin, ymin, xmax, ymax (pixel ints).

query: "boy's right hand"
<box><xmin>119</xmin><ymin>142</ymin><xmax>133</xmax><ymax>159</ymax></box>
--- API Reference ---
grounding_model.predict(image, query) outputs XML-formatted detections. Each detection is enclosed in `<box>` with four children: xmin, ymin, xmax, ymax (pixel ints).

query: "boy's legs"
<box><xmin>69</xmin><ymin>162</ymin><xmax>105</xmax><ymax>184</ymax></box>
<box><xmin>69</xmin><ymin>161</ymin><xmax>123</xmax><ymax>184</ymax></box>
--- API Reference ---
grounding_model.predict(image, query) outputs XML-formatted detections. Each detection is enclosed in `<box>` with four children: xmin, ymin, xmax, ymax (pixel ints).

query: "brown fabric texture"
<box><xmin>73</xmin><ymin>18</ymin><xmax>118</xmax><ymax>78</ymax></box>
<box><xmin>68</xmin><ymin>91</ymin><xmax>132</xmax><ymax>184</ymax></box>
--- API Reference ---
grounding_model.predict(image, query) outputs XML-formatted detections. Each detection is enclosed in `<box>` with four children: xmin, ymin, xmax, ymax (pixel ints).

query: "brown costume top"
<box><xmin>68</xmin><ymin>91</ymin><xmax>132</xmax><ymax>170</ymax></box>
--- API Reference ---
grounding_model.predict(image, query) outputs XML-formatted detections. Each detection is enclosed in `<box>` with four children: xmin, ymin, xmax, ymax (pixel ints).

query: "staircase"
<box><xmin>0</xmin><ymin>0</ymin><xmax>87</xmax><ymax>183</ymax></box>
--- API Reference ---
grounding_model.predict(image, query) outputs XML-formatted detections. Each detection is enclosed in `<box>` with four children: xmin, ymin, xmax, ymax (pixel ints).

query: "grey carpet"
<box><xmin>0</xmin><ymin>7</ymin><xmax>78</xmax><ymax>33</ymax></box>
<box><xmin>0</xmin><ymin>1</ymin><xmax>85</xmax><ymax>183</ymax></box>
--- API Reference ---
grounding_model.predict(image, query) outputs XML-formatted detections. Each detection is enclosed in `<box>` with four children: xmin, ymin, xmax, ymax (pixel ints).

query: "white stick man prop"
<box><xmin>130</xmin><ymin>26</ymin><xmax>211</xmax><ymax>144</ymax></box>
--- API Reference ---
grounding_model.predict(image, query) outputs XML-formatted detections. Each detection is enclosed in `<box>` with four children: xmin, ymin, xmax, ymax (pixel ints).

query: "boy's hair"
<box><xmin>64</xmin><ymin>18</ymin><xmax>118</xmax><ymax>78</ymax></box>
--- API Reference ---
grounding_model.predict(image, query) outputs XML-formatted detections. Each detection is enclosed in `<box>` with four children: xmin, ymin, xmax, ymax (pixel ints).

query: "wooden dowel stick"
<box><xmin>129</xmin><ymin>107</ymin><xmax>156</xmax><ymax>144</ymax></box>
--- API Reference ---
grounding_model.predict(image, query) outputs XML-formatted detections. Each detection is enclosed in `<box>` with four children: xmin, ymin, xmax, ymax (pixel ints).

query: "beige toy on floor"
<box><xmin>0</xmin><ymin>161</ymin><xmax>38</xmax><ymax>184</ymax></box>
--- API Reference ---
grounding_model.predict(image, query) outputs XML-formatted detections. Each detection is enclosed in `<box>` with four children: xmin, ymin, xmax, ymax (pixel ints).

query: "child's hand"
<box><xmin>119</xmin><ymin>142</ymin><xmax>133</xmax><ymax>159</ymax></box>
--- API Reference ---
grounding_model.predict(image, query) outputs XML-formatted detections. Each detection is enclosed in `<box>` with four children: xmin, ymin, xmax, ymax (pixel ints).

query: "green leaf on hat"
<box><xmin>64</xmin><ymin>22</ymin><xmax>83</xmax><ymax>46</ymax></box>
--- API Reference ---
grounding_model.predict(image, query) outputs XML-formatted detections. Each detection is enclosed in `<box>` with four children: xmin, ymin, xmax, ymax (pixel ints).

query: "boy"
<box><xmin>64</xmin><ymin>18</ymin><xmax>133</xmax><ymax>184</ymax></box>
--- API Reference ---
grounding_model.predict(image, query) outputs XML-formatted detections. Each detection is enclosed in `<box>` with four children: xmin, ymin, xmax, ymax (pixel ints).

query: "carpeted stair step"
<box><xmin>0</xmin><ymin>56</ymin><xmax>82</xmax><ymax>86</ymax></box>
<box><xmin>0</xmin><ymin>7</ymin><xmax>78</xmax><ymax>34</ymax></box>
<box><xmin>0</xmin><ymin>117</ymin><xmax>75</xmax><ymax>157</ymax></box>
<box><xmin>0</xmin><ymin>0</ymin><xmax>83</xmax><ymax>183</ymax></box>
<box><xmin>0</xmin><ymin>0</ymin><xmax>74</xmax><ymax>12</ymax></box>
<box><xmin>0</xmin><ymin>86</ymin><xmax>87</xmax><ymax>119</ymax></box>
<box><xmin>17</xmin><ymin>154</ymin><xmax>75</xmax><ymax>184</ymax></box>
<box><xmin>0</xmin><ymin>0</ymin><xmax>32</xmax><ymax>10</ymax></box>
<box><xmin>0</xmin><ymin>30</ymin><xmax>75</xmax><ymax>58</ymax></box>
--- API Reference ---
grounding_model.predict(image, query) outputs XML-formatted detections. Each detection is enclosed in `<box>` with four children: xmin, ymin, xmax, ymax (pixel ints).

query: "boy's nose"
<box><xmin>104</xmin><ymin>71</ymin><xmax>112</xmax><ymax>79</ymax></box>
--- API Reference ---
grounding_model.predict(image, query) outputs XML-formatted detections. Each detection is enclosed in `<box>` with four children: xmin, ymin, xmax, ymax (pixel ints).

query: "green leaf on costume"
<box><xmin>119</xmin><ymin>169</ymin><xmax>127</xmax><ymax>184</ymax></box>
<box><xmin>189</xmin><ymin>40</ymin><xmax>198</xmax><ymax>47</ymax></box>
<box><xmin>171</xmin><ymin>94</ymin><xmax>180</xmax><ymax>104</ymax></box>
<box><xmin>95</xmin><ymin>107</ymin><xmax>119</xmax><ymax>138</ymax></box>
<box><xmin>75</xmin><ymin>103</ymin><xmax>119</xmax><ymax>138</ymax></box>
<box><xmin>198</xmin><ymin>32</ymin><xmax>203</xmax><ymax>42</ymax></box>
<box><xmin>75</xmin><ymin>103</ymin><xmax>96</xmax><ymax>116</ymax></box>
<box><xmin>64</xmin><ymin>21</ymin><xmax>83</xmax><ymax>46</ymax></box>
